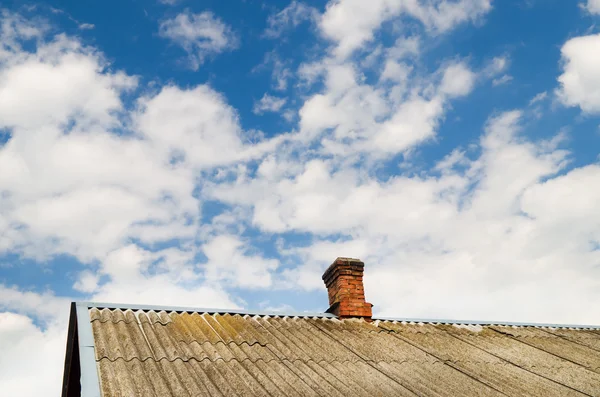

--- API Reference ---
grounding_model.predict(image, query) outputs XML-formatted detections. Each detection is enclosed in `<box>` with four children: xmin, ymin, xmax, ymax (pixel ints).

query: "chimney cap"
<box><xmin>322</xmin><ymin>257</ymin><xmax>365</xmax><ymax>283</ymax></box>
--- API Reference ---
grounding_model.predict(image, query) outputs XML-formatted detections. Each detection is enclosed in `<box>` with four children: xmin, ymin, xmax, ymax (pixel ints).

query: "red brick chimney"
<box><xmin>322</xmin><ymin>257</ymin><xmax>373</xmax><ymax>321</ymax></box>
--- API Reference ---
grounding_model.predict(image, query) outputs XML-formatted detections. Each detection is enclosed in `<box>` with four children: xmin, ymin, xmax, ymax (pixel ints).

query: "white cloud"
<box><xmin>273</xmin><ymin>66</ymin><xmax>292</xmax><ymax>90</ymax></box>
<box><xmin>492</xmin><ymin>74</ymin><xmax>513</xmax><ymax>86</ymax></box>
<box><xmin>0</xmin><ymin>286</ymin><xmax>69</xmax><ymax>397</ymax></box>
<box><xmin>440</xmin><ymin>62</ymin><xmax>476</xmax><ymax>97</ymax></box>
<box><xmin>295</xmin><ymin>8</ymin><xmax>482</xmax><ymax>161</ymax></box>
<box><xmin>0</xmin><ymin>125</ymin><xmax>199</xmax><ymax>261</ymax></box>
<box><xmin>319</xmin><ymin>0</ymin><xmax>403</xmax><ymax>58</ymax></box>
<box><xmin>0</xmin><ymin>35</ymin><xmax>136</xmax><ymax>130</ymax></box>
<box><xmin>529</xmin><ymin>91</ymin><xmax>547</xmax><ymax>105</ymax></box>
<box><xmin>254</xmin><ymin>51</ymin><xmax>293</xmax><ymax>91</ymax></box>
<box><xmin>89</xmin><ymin>244</ymin><xmax>239</xmax><ymax>308</ymax></box>
<box><xmin>0</xmin><ymin>311</ymin><xmax>66</xmax><ymax>397</ymax></box>
<box><xmin>202</xmin><ymin>235</ymin><xmax>280</xmax><ymax>289</ymax></box>
<box><xmin>209</xmin><ymin>110</ymin><xmax>600</xmax><ymax>324</ymax></box>
<box><xmin>380</xmin><ymin>60</ymin><xmax>412</xmax><ymax>83</ymax></box>
<box><xmin>482</xmin><ymin>55</ymin><xmax>509</xmax><ymax>77</ymax></box>
<box><xmin>415</xmin><ymin>0</ymin><xmax>492</xmax><ymax>32</ymax></box>
<box><xmin>481</xmin><ymin>55</ymin><xmax>513</xmax><ymax>86</ymax></box>
<box><xmin>253</xmin><ymin>93</ymin><xmax>287</xmax><ymax>114</ymax></box>
<box><xmin>159</xmin><ymin>10</ymin><xmax>237</xmax><ymax>70</ymax></box>
<box><xmin>135</xmin><ymin>85</ymin><xmax>274</xmax><ymax>168</ymax></box>
<box><xmin>320</xmin><ymin>0</ymin><xmax>492</xmax><ymax>58</ymax></box>
<box><xmin>295</xmin><ymin>58</ymin><xmax>475</xmax><ymax>156</ymax></box>
<box><xmin>556</xmin><ymin>33</ymin><xmax>600</xmax><ymax>113</ymax></box>
<box><xmin>0</xmin><ymin>10</ymin><xmax>279</xmax><ymax>289</ymax></box>
<box><xmin>258</xmin><ymin>302</ymin><xmax>295</xmax><ymax>312</ymax></box>
<box><xmin>78</xmin><ymin>23</ymin><xmax>94</xmax><ymax>30</ymax></box>
<box><xmin>0</xmin><ymin>9</ymin><xmax>48</xmax><ymax>56</ymax></box>
<box><xmin>263</xmin><ymin>1</ymin><xmax>319</xmax><ymax>38</ymax></box>
<box><xmin>378</xmin><ymin>37</ymin><xmax>419</xmax><ymax>89</ymax></box>
<box><xmin>73</xmin><ymin>270</ymin><xmax>100</xmax><ymax>293</ymax></box>
<box><xmin>585</xmin><ymin>0</ymin><xmax>600</xmax><ymax>14</ymax></box>
<box><xmin>387</xmin><ymin>36</ymin><xmax>421</xmax><ymax>60</ymax></box>
<box><xmin>2</xmin><ymin>4</ymin><xmax>600</xmax><ymax>395</ymax></box>
<box><xmin>0</xmin><ymin>284</ymin><xmax>70</xmax><ymax>322</ymax></box>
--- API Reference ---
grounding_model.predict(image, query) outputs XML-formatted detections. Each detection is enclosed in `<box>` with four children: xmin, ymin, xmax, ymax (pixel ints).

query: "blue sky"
<box><xmin>1</xmin><ymin>1</ymin><xmax>600</xmax><ymax>394</ymax></box>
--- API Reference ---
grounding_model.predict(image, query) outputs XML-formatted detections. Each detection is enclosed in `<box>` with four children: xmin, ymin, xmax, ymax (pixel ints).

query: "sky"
<box><xmin>0</xmin><ymin>0</ymin><xmax>599</xmax><ymax>394</ymax></box>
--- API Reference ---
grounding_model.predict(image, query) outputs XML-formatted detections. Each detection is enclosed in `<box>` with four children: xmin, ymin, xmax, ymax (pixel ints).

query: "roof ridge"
<box><xmin>375</xmin><ymin>317</ymin><xmax>600</xmax><ymax>330</ymax></box>
<box><xmin>80</xmin><ymin>302</ymin><xmax>600</xmax><ymax>329</ymax></box>
<box><xmin>82</xmin><ymin>301</ymin><xmax>336</xmax><ymax>319</ymax></box>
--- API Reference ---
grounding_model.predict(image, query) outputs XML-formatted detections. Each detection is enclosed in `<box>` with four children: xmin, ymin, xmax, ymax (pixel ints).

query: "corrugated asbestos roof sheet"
<box><xmin>86</xmin><ymin>307</ymin><xmax>600</xmax><ymax>397</ymax></box>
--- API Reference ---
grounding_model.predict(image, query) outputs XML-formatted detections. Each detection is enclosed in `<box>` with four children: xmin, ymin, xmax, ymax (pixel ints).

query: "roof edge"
<box><xmin>61</xmin><ymin>302</ymin><xmax>78</xmax><ymax>397</ymax></box>
<box><xmin>74</xmin><ymin>302</ymin><xmax>600</xmax><ymax>329</ymax></box>
<box><xmin>75</xmin><ymin>303</ymin><xmax>102</xmax><ymax>397</ymax></box>
<box><xmin>374</xmin><ymin>316</ymin><xmax>600</xmax><ymax>330</ymax></box>
<box><xmin>76</xmin><ymin>301</ymin><xmax>336</xmax><ymax>319</ymax></box>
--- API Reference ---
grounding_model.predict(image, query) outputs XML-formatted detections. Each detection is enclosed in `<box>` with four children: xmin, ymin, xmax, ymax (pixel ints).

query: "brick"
<box><xmin>322</xmin><ymin>257</ymin><xmax>372</xmax><ymax>321</ymax></box>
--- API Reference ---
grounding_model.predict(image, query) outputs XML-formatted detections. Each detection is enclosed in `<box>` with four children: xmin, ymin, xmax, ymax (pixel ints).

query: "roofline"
<box><xmin>77</xmin><ymin>301</ymin><xmax>337</xmax><ymax>318</ymax></box>
<box><xmin>374</xmin><ymin>316</ymin><xmax>600</xmax><ymax>330</ymax></box>
<box><xmin>76</xmin><ymin>301</ymin><xmax>600</xmax><ymax>329</ymax></box>
<box><xmin>75</xmin><ymin>302</ymin><xmax>102</xmax><ymax>397</ymax></box>
<box><xmin>61</xmin><ymin>303</ymin><xmax>78</xmax><ymax>397</ymax></box>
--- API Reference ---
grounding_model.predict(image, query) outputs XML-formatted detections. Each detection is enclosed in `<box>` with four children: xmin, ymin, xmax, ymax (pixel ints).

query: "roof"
<box><xmin>62</xmin><ymin>302</ymin><xmax>600</xmax><ymax>397</ymax></box>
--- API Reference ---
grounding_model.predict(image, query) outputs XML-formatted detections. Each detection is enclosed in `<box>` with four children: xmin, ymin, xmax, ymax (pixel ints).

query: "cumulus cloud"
<box><xmin>0</xmin><ymin>30</ymin><xmax>279</xmax><ymax>263</ymax></box>
<box><xmin>295</xmin><ymin>57</ymin><xmax>475</xmax><ymax>157</ymax></box>
<box><xmin>380</xmin><ymin>60</ymin><xmax>413</xmax><ymax>83</ymax></box>
<box><xmin>319</xmin><ymin>0</ymin><xmax>403</xmax><ymax>58</ymax></box>
<box><xmin>88</xmin><ymin>244</ymin><xmax>240</xmax><ymax>307</ymax></box>
<box><xmin>2</xmin><ymin>3</ymin><xmax>600</xmax><ymax>396</ymax></box>
<box><xmin>159</xmin><ymin>10</ymin><xmax>237</xmax><ymax>70</ymax></box>
<box><xmin>481</xmin><ymin>55</ymin><xmax>513</xmax><ymax>86</ymax></box>
<box><xmin>0</xmin><ymin>36</ymin><xmax>136</xmax><ymax>130</ymax></box>
<box><xmin>492</xmin><ymin>74</ymin><xmax>513</xmax><ymax>86</ymax></box>
<box><xmin>440</xmin><ymin>62</ymin><xmax>477</xmax><ymax>97</ymax></box>
<box><xmin>209</xmin><ymin>110</ymin><xmax>600</xmax><ymax>324</ymax></box>
<box><xmin>263</xmin><ymin>1</ymin><xmax>319</xmax><ymax>38</ymax></box>
<box><xmin>556</xmin><ymin>33</ymin><xmax>600</xmax><ymax>113</ymax></box>
<box><xmin>135</xmin><ymin>85</ymin><xmax>271</xmax><ymax>168</ymax></box>
<box><xmin>529</xmin><ymin>91</ymin><xmax>548</xmax><ymax>105</ymax></box>
<box><xmin>0</xmin><ymin>10</ymin><xmax>274</xmax><ymax>292</ymax></box>
<box><xmin>485</xmin><ymin>56</ymin><xmax>509</xmax><ymax>75</ymax></box>
<box><xmin>253</xmin><ymin>93</ymin><xmax>287</xmax><ymax>114</ymax></box>
<box><xmin>0</xmin><ymin>11</ymin><xmax>279</xmax><ymax>394</ymax></box>
<box><xmin>0</xmin><ymin>312</ymin><xmax>66</xmax><ymax>396</ymax></box>
<box><xmin>379</xmin><ymin>37</ymin><xmax>420</xmax><ymax>83</ymax></box>
<box><xmin>202</xmin><ymin>235</ymin><xmax>280</xmax><ymax>288</ymax></box>
<box><xmin>254</xmin><ymin>51</ymin><xmax>293</xmax><ymax>91</ymax></box>
<box><xmin>320</xmin><ymin>0</ymin><xmax>492</xmax><ymax>58</ymax></box>
<box><xmin>0</xmin><ymin>9</ymin><xmax>49</xmax><ymax>52</ymax></box>
<box><xmin>585</xmin><ymin>0</ymin><xmax>600</xmax><ymax>14</ymax></box>
<box><xmin>0</xmin><ymin>286</ymin><xmax>69</xmax><ymax>397</ymax></box>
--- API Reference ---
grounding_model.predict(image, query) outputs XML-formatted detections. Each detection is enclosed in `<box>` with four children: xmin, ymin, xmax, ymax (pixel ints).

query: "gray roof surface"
<box><xmin>83</xmin><ymin>304</ymin><xmax>600</xmax><ymax>397</ymax></box>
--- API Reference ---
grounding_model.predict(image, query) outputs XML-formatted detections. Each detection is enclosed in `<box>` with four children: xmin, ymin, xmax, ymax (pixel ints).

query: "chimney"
<box><xmin>322</xmin><ymin>257</ymin><xmax>373</xmax><ymax>321</ymax></box>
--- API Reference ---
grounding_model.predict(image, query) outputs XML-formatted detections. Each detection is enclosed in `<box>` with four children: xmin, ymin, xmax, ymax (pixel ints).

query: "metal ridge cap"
<box><xmin>76</xmin><ymin>301</ymin><xmax>336</xmax><ymax>318</ymax></box>
<box><xmin>76</xmin><ymin>303</ymin><xmax>600</xmax><ymax>328</ymax></box>
<box><xmin>374</xmin><ymin>316</ymin><xmax>600</xmax><ymax>329</ymax></box>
